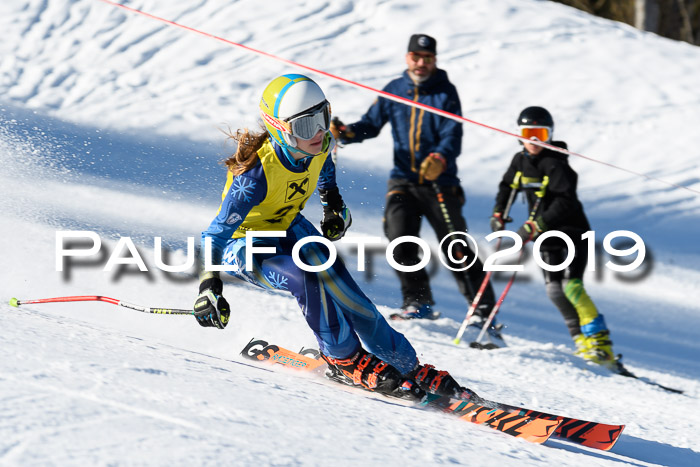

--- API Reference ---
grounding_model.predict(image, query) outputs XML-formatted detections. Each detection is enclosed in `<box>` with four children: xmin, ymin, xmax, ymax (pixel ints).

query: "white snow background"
<box><xmin>1</xmin><ymin>0</ymin><xmax>700</xmax><ymax>465</ymax></box>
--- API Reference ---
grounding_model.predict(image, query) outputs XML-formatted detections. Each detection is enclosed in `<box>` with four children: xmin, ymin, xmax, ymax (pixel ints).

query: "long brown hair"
<box><xmin>223</xmin><ymin>127</ymin><xmax>269</xmax><ymax>175</ymax></box>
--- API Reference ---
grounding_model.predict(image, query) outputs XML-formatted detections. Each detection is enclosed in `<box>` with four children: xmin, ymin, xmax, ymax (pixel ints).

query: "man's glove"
<box><xmin>490</xmin><ymin>212</ymin><xmax>506</xmax><ymax>232</ymax></box>
<box><xmin>330</xmin><ymin>117</ymin><xmax>354</xmax><ymax>143</ymax></box>
<box><xmin>516</xmin><ymin>217</ymin><xmax>545</xmax><ymax>244</ymax></box>
<box><xmin>418</xmin><ymin>152</ymin><xmax>447</xmax><ymax>184</ymax></box>
<box><xmin>319</xmin><ymin>187</ymin><xmax>352</xmax><ymax>241</ymax></box>
<box><xmin>193</xmin><ymin>272</ymin><xmax>230</xmax><ymax>329</ymax></box>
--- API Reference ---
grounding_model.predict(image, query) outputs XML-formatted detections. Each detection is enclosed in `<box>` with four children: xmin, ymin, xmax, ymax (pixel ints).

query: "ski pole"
<box><xmin>453</xmin><ymin>174</ymin><xmax>519</xmax><ymax>345</ymax></box>
<box><xmin>431</xmin><ymin>182</ymin><xmax>477</xmax><ymax>301</ymax></box>
<box><xmin>472</xmin><ymin>248</ymin><xmax>524</xmax><ymax>345</ymax></box>
<box><xmin>471</xmin><ymin>175</ymin><xmax>550</xmax><ymax>346</ymax></box>
<box><xmin>9</xmin><ymin>295</ymin><xmax>194</xmax><ymax>315</ymax></box>
<box><xmin>431</xmin><ymin>182</ymin><xmax>458</xmax><ymax>233</ymax></box>
<box><xmin>452</xmin><ymin>243</ymin><xmax>499</xmax><ymax>345</ymax></box>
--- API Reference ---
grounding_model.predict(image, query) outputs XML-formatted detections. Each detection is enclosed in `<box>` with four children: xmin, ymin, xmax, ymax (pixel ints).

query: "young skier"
<box><xmin>193</xmin><ymin>73</ymin><xmax>475</xmax><ymax>400</ymax></box>
<box><xmin>490</xmin><ymin>106</ymin><xmax>617</xmax><ymax>367</ymax></box>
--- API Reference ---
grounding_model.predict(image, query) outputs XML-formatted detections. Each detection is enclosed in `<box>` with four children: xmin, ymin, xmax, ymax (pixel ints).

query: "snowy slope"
<box><xmin>1</xmin><ymin>0</ymin><xmax>700</xmax><ymax>465</ymax></box>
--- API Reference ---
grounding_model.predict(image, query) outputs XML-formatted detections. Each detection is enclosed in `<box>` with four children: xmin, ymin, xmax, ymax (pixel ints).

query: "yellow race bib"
<box><xmin>230</xmin><ymin>139</ymin><xmax>329</xmax><ymax>238</ymax></box>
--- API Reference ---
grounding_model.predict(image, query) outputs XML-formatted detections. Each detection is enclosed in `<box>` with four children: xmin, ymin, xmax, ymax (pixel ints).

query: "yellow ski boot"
<box><xmin>573</xmin><ymin>334</ymin><xmax>588</xmax><ymax>357</ymax></box>
<box><xmin>580</xmin><ymin>330</ymin><xmax>617</xmax><ymax>368</ymax></box>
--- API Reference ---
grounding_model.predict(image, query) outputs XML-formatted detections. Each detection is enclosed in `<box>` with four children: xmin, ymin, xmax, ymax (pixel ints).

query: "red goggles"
<box><xmin>520</xmin><ymin>126</ymin><xmax>551</xmax><ymax>142</ymax></box>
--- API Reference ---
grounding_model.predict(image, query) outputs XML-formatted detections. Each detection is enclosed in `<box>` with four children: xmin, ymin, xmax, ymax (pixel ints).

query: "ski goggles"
<box><xmin>519</xmin><ymin>126</ymin><xmax>551</xmax><ymax>142</ymax></box>
<box><xmin>285</xmin><ymin>100</ymin><xmax>332</xmax><ymax>140</ymax></box>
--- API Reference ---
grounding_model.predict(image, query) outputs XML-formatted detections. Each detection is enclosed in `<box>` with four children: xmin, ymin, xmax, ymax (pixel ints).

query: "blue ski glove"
<box><xmin>193</xmin><ymin>272</ymin><xmax>230</xmax><ymax>329</ymax></box>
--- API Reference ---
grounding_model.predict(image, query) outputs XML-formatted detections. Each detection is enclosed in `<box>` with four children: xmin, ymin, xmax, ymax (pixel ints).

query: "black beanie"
<box><xmin>408</xmin><ymin>34</ymin><xmax>437</xmax><ymax>55</ymax></box>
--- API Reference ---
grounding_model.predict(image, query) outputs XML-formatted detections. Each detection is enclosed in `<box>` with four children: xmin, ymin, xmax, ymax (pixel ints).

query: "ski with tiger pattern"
<box><xmin>240</xmin><ymin>338</ymin><xmax>569</xmax><ymax>445</ymax></box>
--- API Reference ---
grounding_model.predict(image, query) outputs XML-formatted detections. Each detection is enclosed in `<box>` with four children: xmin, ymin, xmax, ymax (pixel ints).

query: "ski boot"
<box><xmin>467</xmin><ymin>314</ymin><xmax>506</xmax><ymax>350</ymax></box>
<box><xmin>391</xmin><ymin>301</ymin><xmax>441</xmax><ymax>321</ymax></box>
<box><xmin>321</xmin><ymin>349</ymin><xmax>425</xmax><ymax>401</ymax></box>
<box><xmin>578</xmin><ymin>330</ymin><xmax>617</xmax><ymax>369</ymax></box>
<box><xmin>406</xmin><ymin>362</ymin><xmax>480</xmax><ymax>401</ymax></box>
<box><xmin>572</xmin><ymin>333</ymin><xmax>588</xmax><ymax>357</ymax></box>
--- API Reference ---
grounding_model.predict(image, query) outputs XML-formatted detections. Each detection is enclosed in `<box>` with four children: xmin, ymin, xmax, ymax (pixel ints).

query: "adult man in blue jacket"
<box><xmin>333</xmin><ymin>34</ymin><xmax>500</xmax><ymax>340</ymax></box>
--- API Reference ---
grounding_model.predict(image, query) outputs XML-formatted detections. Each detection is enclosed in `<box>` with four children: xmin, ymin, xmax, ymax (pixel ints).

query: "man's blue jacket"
<box><xmin>343</xmin><ymin>68</ymin><xmax>463</xmax><ymax>186</ymax></box>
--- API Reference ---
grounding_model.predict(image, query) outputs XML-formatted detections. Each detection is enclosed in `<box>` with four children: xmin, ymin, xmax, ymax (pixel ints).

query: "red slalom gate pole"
<box><xmin>9</xmin><ymin>295</ymin><xmax>193</xmax><ymax>315</ymax></box>
<box><xmin>453</xmin><ymin>252</ymin><xmax>499</xmax><ymax>345</ymax></box>
<box><xmin>453</xmin><ymin>181</ymin><xmax>519</xmax><ymax>345</ymax></box>
<box><xmin>471</xmin><ymin>248</ymin><xmax>524</xmax><ymax>347</ymax></box>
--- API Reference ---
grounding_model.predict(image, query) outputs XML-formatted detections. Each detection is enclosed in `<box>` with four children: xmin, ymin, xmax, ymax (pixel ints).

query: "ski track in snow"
<box><xmin>2</xmin><ymin>0</ymin><xmax>700</xmax><ymax>465</ymax></box>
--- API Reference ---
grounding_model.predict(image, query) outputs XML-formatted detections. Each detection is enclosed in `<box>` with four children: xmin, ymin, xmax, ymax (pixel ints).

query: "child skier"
<box><xmin>193</xmin><ymin>73</ymin><xmax>475</xmax><ymax>400</ymax></box>
<box><xmin>490</xmin><ymin>106</ymin><xmax>618</xmax><ymax>368</ymax></box>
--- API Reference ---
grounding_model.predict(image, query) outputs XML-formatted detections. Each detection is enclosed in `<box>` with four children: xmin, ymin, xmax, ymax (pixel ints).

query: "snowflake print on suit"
<box><xmin>267</xmin><ymin>271</ymin><xmax>289</xmax><ymax>290</ymax></box>
<box><xmin>231</xmin><ymin>177</ymin><xmax>257</xmax><ymax>202</ymax></box>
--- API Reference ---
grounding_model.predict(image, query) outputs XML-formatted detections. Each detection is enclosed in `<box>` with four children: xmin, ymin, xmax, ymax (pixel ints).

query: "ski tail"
<box><xmin>610</xmin><ymin>359</ymin><xmax>684</xmax><ymax>394</ymax></box>
<box><xmin>240</xmin><ymin>338</ymin><xmax>326</xmax><ymax>371</ymax></box>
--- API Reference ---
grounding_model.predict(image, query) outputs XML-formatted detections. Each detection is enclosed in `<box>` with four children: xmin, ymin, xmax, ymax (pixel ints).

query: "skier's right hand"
<box><xmin>193</xmin><ymin>272</ymin><xmax>230</xmax><ymax>329</ymax></box>
<box><xmin>489</xmin><ymin>212</ymin><xmax>506</xmax><ymax>232</ymax></box>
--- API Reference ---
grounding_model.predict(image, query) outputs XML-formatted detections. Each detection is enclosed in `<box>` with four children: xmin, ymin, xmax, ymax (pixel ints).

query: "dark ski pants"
<box><xmin>541</xmin><ymin>237</ymin><xmax>606</xmax><ymax>337</ymax></box>
<box><xmin>383</xmin><ymin>179</ymin><xmax>496</xmax><ymax>314</ymax></box>
<box><xmin>221</xmin><ymin>215</ymin><xmax>418</xmax><ymax>374</ymax></box>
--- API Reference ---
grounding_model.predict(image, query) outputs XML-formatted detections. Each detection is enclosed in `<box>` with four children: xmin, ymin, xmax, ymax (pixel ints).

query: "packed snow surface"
<box><xmin>1</xmin><ymin>0</ymin><xmax>699</xmax><ymax>465</ymax></box>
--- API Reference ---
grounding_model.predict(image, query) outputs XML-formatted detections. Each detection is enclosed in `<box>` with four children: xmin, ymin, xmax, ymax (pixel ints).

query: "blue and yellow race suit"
<box><xmin>202</xmin><ymin>136</ymin><xmax>417</xmax><ymax>373</ymax></box>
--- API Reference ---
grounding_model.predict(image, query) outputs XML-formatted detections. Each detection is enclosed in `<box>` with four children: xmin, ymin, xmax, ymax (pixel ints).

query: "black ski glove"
<box><xmin>516</xmin><ymin>217</ymin><xmax>545</xmax><ymax>244</ymax></box>
<box><xmin>193</xmin><ymin>272</ymin><xmax>230</xmax><ymax>329</ymax></box>
<box><xmin>321</xmin><ymin>206</ymin><xmax>352</xmax><ymax>241</ymax></box>
<box><xmin>319</xmin><ymin>187</ymin><xmax>352</xmax><ymax>241</ymax></box>
<box><xmin>490</xmin><ymin>212</ymin><xmax>506</xmax><ymax>232</ymax></box>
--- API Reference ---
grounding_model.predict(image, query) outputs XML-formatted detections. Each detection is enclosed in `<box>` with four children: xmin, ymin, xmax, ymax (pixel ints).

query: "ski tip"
<box><xmin>453</xmin><ymin>338</ymin><xmax>461</xmax><ymax>345</ymax></box>
<box><xmin>9</xmin><ymin>297</ymin><xmax>19</xmax><ymax>307</ymax></box>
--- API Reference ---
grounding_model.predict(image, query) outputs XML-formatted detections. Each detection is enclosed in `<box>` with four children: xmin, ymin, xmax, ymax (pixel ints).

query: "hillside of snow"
<box><xmin>1</xmin><ymin>0</ymin><xmax>699</xmax><ymax>465</ymax></box>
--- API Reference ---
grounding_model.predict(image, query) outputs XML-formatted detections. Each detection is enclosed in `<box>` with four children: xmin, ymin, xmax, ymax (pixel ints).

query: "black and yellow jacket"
<box><xmin>494</xmin><ymin>141</ymin><xmax>591</xmax><ymax>237</ymax></box>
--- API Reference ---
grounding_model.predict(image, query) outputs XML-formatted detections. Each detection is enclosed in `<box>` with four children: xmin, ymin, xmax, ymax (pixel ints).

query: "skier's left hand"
<box><xmin>321</xmin><ymin>205</ymin><xmax>352</xmax><ymax>241</ymax></box>
<box><xmin>418</xmin><ymin>152</ymin><xmax>446</xmax><ymax>184</ymax></box>
<box><xmin>516</xmin><ymin>218</ymin><xmax>544</xmax><ymax>244</ymax></box>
